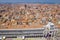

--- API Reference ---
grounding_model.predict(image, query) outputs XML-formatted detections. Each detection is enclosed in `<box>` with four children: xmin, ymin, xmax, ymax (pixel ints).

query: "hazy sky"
<box><xmin>0</xmin><ymin>0</ymin><xmax>60</xmax><ymax>4</ymax></box>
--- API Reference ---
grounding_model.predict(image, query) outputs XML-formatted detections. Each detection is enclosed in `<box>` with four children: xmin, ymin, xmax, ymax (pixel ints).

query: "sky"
<box><xmin>0</xmin><ymin>0</ymin><xmax>60</xmax><ymax>4</ymax></box>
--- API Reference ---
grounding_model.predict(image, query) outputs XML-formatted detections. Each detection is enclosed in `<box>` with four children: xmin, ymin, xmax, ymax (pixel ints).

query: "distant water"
<box><xmin>0</xmin><ymin>2</ymin><xmax>59</xmax><ymax>4</ymax></box>
<box><xmin>0</xmin><ymin>0</ymin><xmax>60</xmax><ymax>4</ymax></box>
